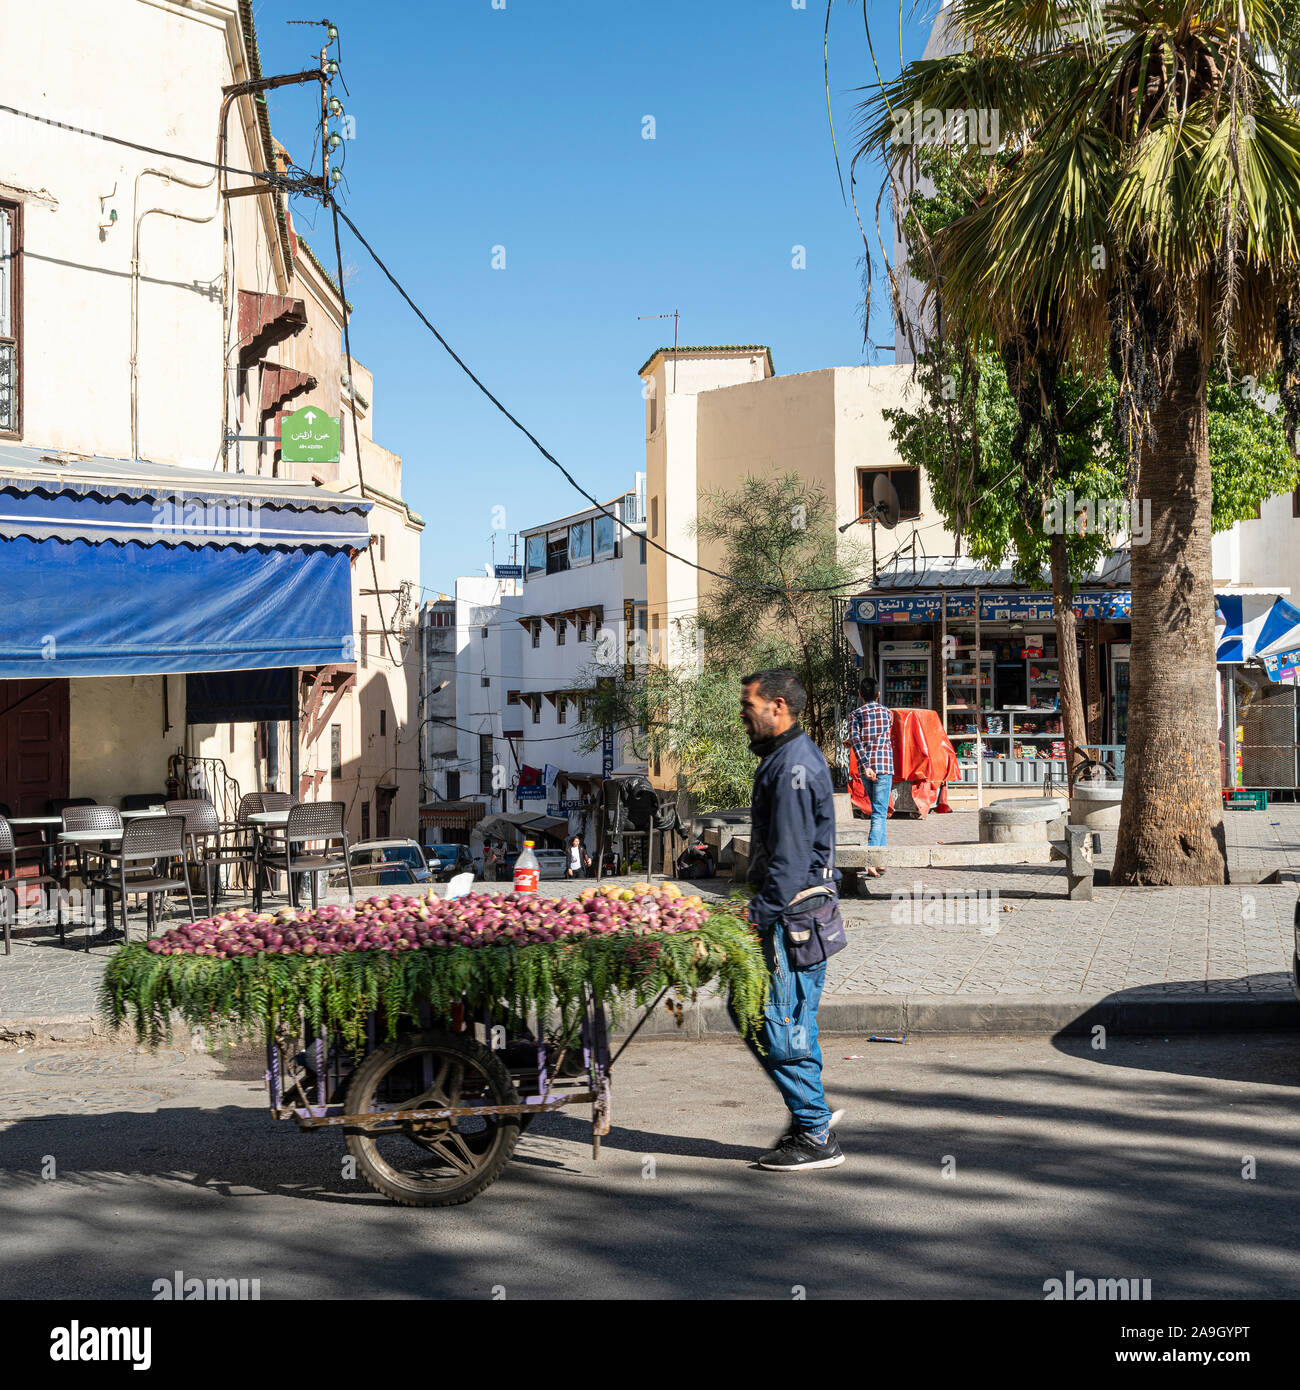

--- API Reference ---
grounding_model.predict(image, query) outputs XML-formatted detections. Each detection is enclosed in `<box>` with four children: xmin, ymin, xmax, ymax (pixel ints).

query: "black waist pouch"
<box><xmin>781</xmin><ymin>885</ymin><xmax>847</xmax><ymax>970</ymax></box>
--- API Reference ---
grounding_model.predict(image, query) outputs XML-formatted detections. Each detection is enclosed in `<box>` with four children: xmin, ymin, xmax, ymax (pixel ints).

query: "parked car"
<box><xmin>424</xmin><ymin>842</ymin><xmax>477</xmax><ymax>882</ymax></box>
<box><xmin>347</xmin><ymin>840</ymin><xmax>432</xmax><ymax>885</ymax></box>
<box><xmin>533</xmin><ymin>848</ymin><xmax>568</xmax><ymax>880</ymax></box>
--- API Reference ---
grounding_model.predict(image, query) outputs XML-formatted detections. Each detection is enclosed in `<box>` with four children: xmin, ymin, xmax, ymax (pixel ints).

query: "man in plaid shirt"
<box><xmin>847</xmin><ymin>675</ymin><xmax>894</xmax><ymax>869</ymax></box>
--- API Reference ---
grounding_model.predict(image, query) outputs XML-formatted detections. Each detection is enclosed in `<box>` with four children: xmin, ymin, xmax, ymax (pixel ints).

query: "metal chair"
<box><xmin>94</xmin><ymin>814</ymin><xmax>196</xmax><ymax>944</ymax></box>
<box><xmin>254</xmin><ymin>801</ymin><xmax>353</xmax><ymax>910</ymax></box>
<box><xmin>0</xmin><ymin>815</ymin><xmax>66</xmax><ymax>953</ymax></box>
<box><xmin>165</xmin><ymin>798</ymin><xmax>246</xmax><ymax>917</ymax></box>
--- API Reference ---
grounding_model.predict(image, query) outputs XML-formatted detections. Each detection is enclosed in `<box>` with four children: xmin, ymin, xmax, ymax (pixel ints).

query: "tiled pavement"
<box><xmin>825</xmin><ymin>807</ymin><xmax>1299</xmax><ymax>1000</ymax></box>
<box><xmin>1</xmin><ymin>807</ymin><xmax>1297</xmax><ymax>1039</ymax></box>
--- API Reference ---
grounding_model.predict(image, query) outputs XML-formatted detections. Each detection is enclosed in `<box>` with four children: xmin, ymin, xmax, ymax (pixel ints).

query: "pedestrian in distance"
<box><xmin>736</xmin><ymin>668</ymin><xmax>846</xmax><ymax>1172</ymax></box>
<box><xmin>566</xmin><ymin>835</ymin><xmax>585</xmax><ymax>880</ymax></box>
<box><xmin>847</xmin><ymin>674</ymin><xmax>894</xmax><ymax>876</ymax></box>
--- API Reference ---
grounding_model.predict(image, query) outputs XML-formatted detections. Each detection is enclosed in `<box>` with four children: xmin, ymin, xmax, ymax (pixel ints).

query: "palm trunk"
<box><xmin>1113</xmin><ymin>342</ymin><xmax>1226</xmax><ymax>885</ymax></box>
<box><xmin>1048</xmin><ymin>531</ymin><xmax>1085</xmax><ymax>774</ymax></box>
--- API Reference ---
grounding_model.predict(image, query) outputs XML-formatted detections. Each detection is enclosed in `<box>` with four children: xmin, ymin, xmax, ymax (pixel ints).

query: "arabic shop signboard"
<box><xmin>977</xmin><ymin>593</ymin><xmax>1058</xmax><ymax>622</ymax></box>
<box><xmin>847</xmin><ymin>594</ymin><xmax>942</xmax><ymax>624</ymax></box>
<box><xmin>280</xmin><ymin>406</ymin><xmax>341</xmax><ymax>463</ymax></box>
<box><xmin>849</xmin><ymin>590</ymin><xmax>1132</xmax><ymax>624</ymax></box>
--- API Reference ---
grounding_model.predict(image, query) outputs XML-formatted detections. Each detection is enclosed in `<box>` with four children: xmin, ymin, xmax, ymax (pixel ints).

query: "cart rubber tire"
<box><xmin>344</xmin><ymin>1029</ymin><xmax>521</xmax><ymax>1207</ymax></box>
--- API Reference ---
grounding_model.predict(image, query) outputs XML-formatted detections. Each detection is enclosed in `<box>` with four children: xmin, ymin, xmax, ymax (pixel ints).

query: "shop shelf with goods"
<box><xmin>879</xmin><ymin>640</ymin><xmax>932</xmax><ymax>710</ymax></box>
<box><xmin>942</xmin><ymin>626</ymin><xmax>1070</xmax><ymax>785</ymax></box>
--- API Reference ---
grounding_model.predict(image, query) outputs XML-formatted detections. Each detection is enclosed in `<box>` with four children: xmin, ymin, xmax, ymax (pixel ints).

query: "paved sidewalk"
<box><xmin>2</xmin><ymin>807</ymin><xmax>1297</xmax><ymax>1043</ymax></box>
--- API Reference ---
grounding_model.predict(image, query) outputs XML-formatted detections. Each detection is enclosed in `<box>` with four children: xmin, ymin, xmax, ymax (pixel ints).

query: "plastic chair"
<box><xmin>166</xmin><ymin>798</ymin><xmax>255</xmax><ymax>916</ymax></box>
<box><xmin>95</xmin><ymin>814</ymin><xmax>196</xmax><ymax>945</ymax></box>
<box><xmin>0</xmin><ymin>815</ymin><xmax>66</xmax><ymax>952</ymax></box>
<box><xmin>254</xmin><ymin>801</ymin><xmax>353</xmax><ymax>910</ymax></box>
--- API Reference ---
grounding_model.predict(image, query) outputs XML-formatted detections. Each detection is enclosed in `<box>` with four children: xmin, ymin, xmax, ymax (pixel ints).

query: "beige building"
<box><xmin>639</xmin><ymin>346</ymin><xmax>957</xmax><ymax>681</ymax></box>
<box><xmin>0</xmin><ymin>1</ymin><xmax>420</xmax><ymax>845</ymax></box>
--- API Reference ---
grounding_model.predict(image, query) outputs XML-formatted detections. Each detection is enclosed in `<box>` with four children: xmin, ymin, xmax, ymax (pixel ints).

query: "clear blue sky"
<box><xmin>255</xmin><ymin>0</ymin><xmax>933</xmax><ymax>598</ymax></box>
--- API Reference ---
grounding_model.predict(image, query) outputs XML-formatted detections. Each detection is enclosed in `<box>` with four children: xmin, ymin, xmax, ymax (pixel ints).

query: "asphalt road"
<box><xmin>1</xmin><ymin>1032</ymin><xmax>1298</xmax><ymax>1300</ymax></box>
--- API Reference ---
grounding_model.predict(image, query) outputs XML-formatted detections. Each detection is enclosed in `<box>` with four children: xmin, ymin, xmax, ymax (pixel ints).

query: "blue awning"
<box><xmin>1214</xmin><ymin>592</ymin><xmax>1300</xmax><ymax>664</ymax></box>
<box><xmin>0</xmin><ymin>447</ymin><xmax>370</xmax><ymax>679</ymax></box>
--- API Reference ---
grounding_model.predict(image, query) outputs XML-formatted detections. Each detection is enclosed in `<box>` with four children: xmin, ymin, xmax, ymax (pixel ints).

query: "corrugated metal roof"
<box><xmin>867</xmin><ymin>550</ymin><xmax>1132</xmax><ymax>591</ymax></box>
<box><xmin>636</xmin><ymin>344</ymin><xmax>775</xmax><ymax>377</ymax></box>
<box><xmin>0</xmin><ymin>443</ymin><xmax>370</xmax><ymax>515</ymax></box>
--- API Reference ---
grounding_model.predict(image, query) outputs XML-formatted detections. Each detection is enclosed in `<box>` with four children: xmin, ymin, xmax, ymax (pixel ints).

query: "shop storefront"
<box><xmin>845</xmin><ymin>566</ymin><xmax>1300</xmax><ymax>797</ymax></box>
<box><xmin>844</xmin><ymin>560</ymin><xmax>1133</xmax><ymax>790</ymax></box>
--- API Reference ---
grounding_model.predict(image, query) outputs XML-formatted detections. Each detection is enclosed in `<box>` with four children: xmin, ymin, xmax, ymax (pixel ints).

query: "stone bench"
<box><xmin>1070</xmin><ymin>783</ymin><xmax>1123</xmax><ymax>830</ymax></box>
<box><xmin>732</xmin><ymin>825</ymin><xmax>1096</xmax><ymax>901</ymax></box>
<box><xmin>979</xmin><ymin>798</ymin><xmax>1068</xmax><ymax>843</ymax></box>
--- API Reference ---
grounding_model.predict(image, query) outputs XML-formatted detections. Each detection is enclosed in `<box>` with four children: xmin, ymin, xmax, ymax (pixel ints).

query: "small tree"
<box><xmin>575</xmin><ymin>474</ymin><xmax>863</xmax><ymax>811</ymax></box>
<box><xmin>691</xmin><ymin>473</ymin><xmax>865</xmax><ymax>750</ymax></box>
<box><xmin>577</xmin><ymin>663</ymin><xmax>756</xmax><ymax>812</ymax></box>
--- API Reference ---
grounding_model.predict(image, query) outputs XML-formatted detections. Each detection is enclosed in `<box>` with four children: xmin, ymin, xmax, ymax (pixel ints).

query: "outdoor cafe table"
<box><xmin>121</xmin><ymin>808</ymin><xmax>167</xmax><ymax>820</ymax></box>
<box><xmin>7</xmin><ymin>815</ymin><xmax>63</xmax><ymax>874</ymax></box>
<box><xmin>247</xmin><ymin>811</ymin><xmax>290</xmax><ymax>825</ymax></box>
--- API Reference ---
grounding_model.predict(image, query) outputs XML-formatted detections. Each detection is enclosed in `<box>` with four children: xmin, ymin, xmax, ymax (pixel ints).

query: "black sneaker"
<box><xmin>757</xmin><ymin>1130</ymin><xmax>845</xmax><ymax>1172</ymax></box>
<box><xmin>770</xmin><ymin>1107</ymin><xmax>844</xmax><ymax>1149</ymax></box>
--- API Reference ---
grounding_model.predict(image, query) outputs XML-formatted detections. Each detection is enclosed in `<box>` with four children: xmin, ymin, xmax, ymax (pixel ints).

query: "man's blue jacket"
<box><xmin>746</xmin><ymin>723</ymin><xmax>838</xmax><ymax>930</ymax></box>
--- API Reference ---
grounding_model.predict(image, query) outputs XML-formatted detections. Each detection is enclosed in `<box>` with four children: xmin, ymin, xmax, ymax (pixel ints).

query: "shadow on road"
<box><xmin>3</xmin><ymin>1032</ymin><xmax>1300</xmax><ymax>1299</ymax></box>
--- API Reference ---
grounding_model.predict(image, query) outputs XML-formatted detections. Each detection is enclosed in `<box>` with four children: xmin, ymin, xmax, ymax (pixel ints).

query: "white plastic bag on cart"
<box><xmin>443</xmin><ymin>872</ymin><xmax>475</xmax><ymax>901</ymax></box>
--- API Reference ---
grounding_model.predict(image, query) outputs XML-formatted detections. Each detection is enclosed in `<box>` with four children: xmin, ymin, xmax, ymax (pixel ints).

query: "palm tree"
<box><xmin>855</xmin><ymin>0</ymin><xmax>1300</xmax><ymax>884</ymax></box>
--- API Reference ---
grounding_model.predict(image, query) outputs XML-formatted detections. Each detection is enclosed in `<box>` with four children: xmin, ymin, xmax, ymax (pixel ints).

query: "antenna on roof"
<box><xmin>637</xmin><ymin>310</ymin><xmax>680</xmax><ymax>391</ymax></box>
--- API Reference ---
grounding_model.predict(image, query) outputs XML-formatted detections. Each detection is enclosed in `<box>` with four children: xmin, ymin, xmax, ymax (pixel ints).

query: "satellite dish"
<box><xmin>872</xmin><ymin>472</ymin><xmax>901</xmax><ymax>529</ymax></box>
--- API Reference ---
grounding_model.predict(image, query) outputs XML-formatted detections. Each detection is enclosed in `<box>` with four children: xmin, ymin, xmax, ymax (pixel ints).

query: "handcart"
<box><xmin>265</xmin><ymin>984</ymin><xmax>669</xmax><ymax>1207</ymax></box>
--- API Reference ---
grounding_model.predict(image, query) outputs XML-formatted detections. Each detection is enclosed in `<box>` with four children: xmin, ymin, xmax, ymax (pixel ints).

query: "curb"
<box><xmin>4</xmin><ymin>995</ymin><xmax>1297</xmax><ymax>1049</ymax></box>
<box><xmin>610</xmin><ymin>992</ymin><xmax>1300</xmax><ymax>1041</ymax></box>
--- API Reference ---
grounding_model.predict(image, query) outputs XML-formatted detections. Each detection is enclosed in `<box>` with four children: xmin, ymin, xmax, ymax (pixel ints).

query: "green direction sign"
<box><xmin>280</xmin><ymin>406</ymin><xmax>340</xmax><ymax>463</ymax></box>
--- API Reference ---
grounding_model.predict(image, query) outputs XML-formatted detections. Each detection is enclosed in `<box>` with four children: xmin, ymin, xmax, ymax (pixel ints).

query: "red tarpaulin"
<box><xmin>849</xmin><ymin>707</ymin><xmax>960</xmax><ymax>817</ymax></box>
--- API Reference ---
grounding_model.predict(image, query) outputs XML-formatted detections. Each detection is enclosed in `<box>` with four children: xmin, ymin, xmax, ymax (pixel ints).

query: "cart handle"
<box><xmin>607</xmin><ymin>986</ymin><xmax>672</xmax><ymax>1071</ymax></box>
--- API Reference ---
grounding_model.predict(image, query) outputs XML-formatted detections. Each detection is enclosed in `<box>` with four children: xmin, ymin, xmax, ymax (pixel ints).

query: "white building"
<box><xmin>421</xmin><ymin>481</ymin><xmax>649</xmax><ymax>859</ymax></box>
<box><xmin>0</xmin><ymin>1</ymin><xmax>421</xmax><ymax>841</ymax></box>
<box><xmin>418</xmin><ymin>575</ymin><xmax>521</xmax><ymax>850</ymax></box>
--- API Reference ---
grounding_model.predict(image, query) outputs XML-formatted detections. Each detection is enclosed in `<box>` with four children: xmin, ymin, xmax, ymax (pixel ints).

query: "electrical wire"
<box><xmin>0</xmin><ymin>101</ymin><xmax>313</xmax><ymax>190</ymax></box>
<box><xmin>5</xmin><ymin>97</ymin><xmax>962</xmax><ymax>604</ymax></box>
<box><xmin>327</xmin><ymin>202</ymin><xmax>883</xmax><ymax>598</ymax></box>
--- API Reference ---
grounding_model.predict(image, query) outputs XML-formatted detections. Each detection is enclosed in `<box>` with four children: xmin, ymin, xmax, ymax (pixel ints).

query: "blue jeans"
<box><xmin>867</xmin><ymin>773</ymin><xmax>892</xmax><ymax>846</ymax></box>
<box><xmin>732</xmin><ymin>926</ymin><xmax>832</xmax><ymax>1137</ymax></box>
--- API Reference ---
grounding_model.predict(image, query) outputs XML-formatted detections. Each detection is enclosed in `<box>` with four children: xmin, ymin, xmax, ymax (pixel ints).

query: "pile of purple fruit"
<box><xmin>144</xmin><ymin>885</ymin><xmax>717</xmax><ymax>958</ymax></box>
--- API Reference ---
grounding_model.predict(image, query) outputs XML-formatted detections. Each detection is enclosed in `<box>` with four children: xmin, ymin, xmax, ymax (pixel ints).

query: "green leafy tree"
<box><xmin>578</xmin><ymin>663</ymin><xmax>757</xmax><ymax>813</ymax></box>
<box><xmin>576</xmin><ymin>475</ymin><xmax>863</xmax><ymax>812</ymax></box>
<box><xmin>691</xmin><ymin>474</ymin><xmax>864</xmax><ymax>750</ymax></box>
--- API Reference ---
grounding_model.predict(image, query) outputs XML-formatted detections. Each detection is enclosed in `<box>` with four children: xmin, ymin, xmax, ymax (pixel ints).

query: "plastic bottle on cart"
<box><xmin>513</xmin><ymin>840</ymin><xmax>540</xmax><ymax>895</ymax></box>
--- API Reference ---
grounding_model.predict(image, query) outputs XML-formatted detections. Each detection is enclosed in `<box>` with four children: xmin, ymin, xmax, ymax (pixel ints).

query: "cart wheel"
<box><xmin>344</xmin><ymin>1029</ymin><xmax>521</xmax><ymax>1207</ymax></box>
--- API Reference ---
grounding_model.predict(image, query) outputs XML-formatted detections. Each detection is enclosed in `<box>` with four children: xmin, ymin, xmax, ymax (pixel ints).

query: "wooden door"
<box><xmin>0</xmin><ymin>679</ymin><xmax>70</xmax><ymax>816</ymax></box>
